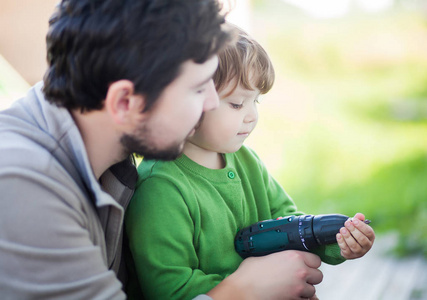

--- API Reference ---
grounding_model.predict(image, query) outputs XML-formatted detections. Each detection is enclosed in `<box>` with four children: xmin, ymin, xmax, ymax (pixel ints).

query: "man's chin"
<box><xmin>139</xmin><ymin>143</ymin><xmax>184</xmax><ymax>161</ymax></box>
<box><xmin>121</xmin><ymin>134</ymin><xmax>184</xmax><ymax>161</ymax></box>
<box><xmin>137</xmin><ymin>150</ymin><xmax>180</xmax><ymax>161</ymax></box>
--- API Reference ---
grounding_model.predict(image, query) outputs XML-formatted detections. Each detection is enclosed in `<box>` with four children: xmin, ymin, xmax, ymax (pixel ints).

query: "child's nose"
<box><xmin>244</xmin><ymin>105</ymin><xmax>258</xmax><ymax>123</ymax></box>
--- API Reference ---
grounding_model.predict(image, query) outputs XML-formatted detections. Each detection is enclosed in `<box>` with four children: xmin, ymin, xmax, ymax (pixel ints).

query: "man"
<box><xmin>0</xmin><ymin>1</ymin><xmax>323</xmax><ymax>299</ymax></box>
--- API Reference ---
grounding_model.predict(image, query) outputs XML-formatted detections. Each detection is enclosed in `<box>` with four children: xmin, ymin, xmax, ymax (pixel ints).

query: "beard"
<box><xmin>120</xmin><ymin>112</ymin><xmax>205</xmax><ymax>161</ymax></box>
<box><xmin>120</xmin><ymin>133</ymin><xmax>183</xmax><ymax>161</ymax></box>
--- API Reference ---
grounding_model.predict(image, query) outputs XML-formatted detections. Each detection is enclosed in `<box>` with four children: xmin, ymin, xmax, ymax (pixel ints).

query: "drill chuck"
<box><xmin>235</xmin><ymin>214</ymin><xmax>350</xmax><ymax>258</ymax></box>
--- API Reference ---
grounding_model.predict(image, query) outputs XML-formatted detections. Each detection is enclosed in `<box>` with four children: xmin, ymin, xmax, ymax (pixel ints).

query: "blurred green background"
<box><xmin>242</xmin><ymin>0</ymin><xmax>427</xmax><ymax>257</ymax></box>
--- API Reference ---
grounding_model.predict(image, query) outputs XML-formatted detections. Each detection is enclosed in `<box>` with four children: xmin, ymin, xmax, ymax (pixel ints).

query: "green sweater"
<box><xmin>125</xmin><ymin>146</ymin><xmax>344</xmax><ymax>300</ymax></box>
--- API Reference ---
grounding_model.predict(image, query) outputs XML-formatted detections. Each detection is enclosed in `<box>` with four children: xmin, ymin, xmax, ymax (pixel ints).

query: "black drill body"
<box><xmin>235</xmin><ymin>214</ymin><xmax>352</xmax><ymax>258</ymax></box>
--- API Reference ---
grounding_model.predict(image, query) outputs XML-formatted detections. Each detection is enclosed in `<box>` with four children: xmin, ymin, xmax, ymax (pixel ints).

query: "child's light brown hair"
<box><xmin>213</xmin><ymin>23</ymin><xmax>275</xmax><ymax>97</ymax></box>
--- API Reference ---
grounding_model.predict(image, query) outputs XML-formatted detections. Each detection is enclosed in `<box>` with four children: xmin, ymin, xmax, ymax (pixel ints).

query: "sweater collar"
<box><xmin>175</xmin><ymin>152</ymin><xmax>240</xmax><ymax>183</ymax></box>
<box><xmin>32</xmin><ymin>82</ymin><xmax>125</xmax><ymax>209</ymax></box>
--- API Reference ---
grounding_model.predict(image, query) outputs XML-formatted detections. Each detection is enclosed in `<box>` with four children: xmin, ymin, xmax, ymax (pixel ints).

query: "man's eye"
<box><xmin>230</xmin><ymin>103</ymin><xmax>243</xmax><ymax>109</ymax></box>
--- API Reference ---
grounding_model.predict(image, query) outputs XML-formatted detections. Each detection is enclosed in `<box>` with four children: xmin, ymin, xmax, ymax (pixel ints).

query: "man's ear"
<box><xmin>105</xmin><ymin>80</ymin><xmax>146</xmax><ymax>125</ymax></box>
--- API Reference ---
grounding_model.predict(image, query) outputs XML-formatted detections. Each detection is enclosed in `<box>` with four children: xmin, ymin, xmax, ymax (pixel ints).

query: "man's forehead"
<box><xmin>176</xmin><ymin>56</ymin><xmax>218</xmax><ymax>83</ymax></box>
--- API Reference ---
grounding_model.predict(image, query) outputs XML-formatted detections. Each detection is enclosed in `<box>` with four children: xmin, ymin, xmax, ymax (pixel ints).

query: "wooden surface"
<box><xmin>316</xmin><ymin>233</ymin><xmax>427</xmax><ymax>300</ymax></box>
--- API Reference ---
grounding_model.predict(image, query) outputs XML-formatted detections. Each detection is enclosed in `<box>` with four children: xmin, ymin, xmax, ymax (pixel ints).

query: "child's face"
<box><xmin>187</xmin><ymin>83</ymin><xmax>259</xmax><ymax>154</ymax></box>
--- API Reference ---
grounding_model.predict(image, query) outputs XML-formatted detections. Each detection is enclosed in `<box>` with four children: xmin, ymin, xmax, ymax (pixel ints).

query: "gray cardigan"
<box><xmin>0</xmin><ymin>83</ymin><xmax>136</xmax><ymax>299</ymax></box>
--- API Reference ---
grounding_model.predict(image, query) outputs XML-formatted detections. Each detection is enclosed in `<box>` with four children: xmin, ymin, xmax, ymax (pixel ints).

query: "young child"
<box><xmin>125</xmin><ymin>24</ymin><xmax>375</xmax><ymax>300</ymax></box>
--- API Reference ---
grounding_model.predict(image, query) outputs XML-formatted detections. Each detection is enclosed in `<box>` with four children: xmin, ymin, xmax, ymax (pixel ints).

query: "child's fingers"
<box><xmin>337</xmin><ymin>231</ymin><xmax>359</xmax><ymax>258</ymax></box>
<box><xmin>339</xmin><ymin>225</ymin><xmax>364</xmax><ymax>257</ymax></box>
<box><xmin>349</xmin><ymin>217</ymin><xmax>376</xmax><ymax>243</ymax></box>
<box><xmin>345</xmin><ymin>220</ymin><xmax>369</xmax><ymax>247</ymax></box>
<box><xmin>353</xmin><ymin>212</ymin><xmax>365</xmax><ymax>221</ymax></box>
<box><xmin>336</xmin><ymin>233</ymin><xmax>350</xmax><ymax>256</ymax></box>
<box><xmin>338</xmin><ymin>214</ymin><xmax>376</xmax><ymax>259</ymax></box>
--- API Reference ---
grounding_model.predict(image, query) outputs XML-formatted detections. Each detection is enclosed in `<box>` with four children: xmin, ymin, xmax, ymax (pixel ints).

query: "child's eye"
<box><xmin>230</xmin><ymin>103</ymin><xmax>243</xmax><ymax>109</ymax></box>
<box><xmin>197</xmin><ymin>88</ymin><xmax>206</xmax><ymax>94</ymax></box>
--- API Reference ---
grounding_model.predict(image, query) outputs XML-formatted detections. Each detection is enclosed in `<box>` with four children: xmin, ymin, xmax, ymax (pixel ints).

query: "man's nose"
<box><xmin>203</xmin><ymin>80</ymin><xmax>219</xmax><ymax>112</ymax></box>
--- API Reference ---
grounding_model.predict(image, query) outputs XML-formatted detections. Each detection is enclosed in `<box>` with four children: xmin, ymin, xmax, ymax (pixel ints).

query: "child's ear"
<box><xmin>105</xmin><ymin>80</ymin><xmax>146</xmax><ymax>125</ymax></box>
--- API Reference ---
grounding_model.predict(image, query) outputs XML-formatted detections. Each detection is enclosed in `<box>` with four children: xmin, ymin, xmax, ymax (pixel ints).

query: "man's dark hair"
<box><xmin>43</xmin><ymin>0</ymin><xmax>230</xmax><ymax>112</ymax></box>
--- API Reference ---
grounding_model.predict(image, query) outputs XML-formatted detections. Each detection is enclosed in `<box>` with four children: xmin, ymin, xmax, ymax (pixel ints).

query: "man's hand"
<box><xmin>337</xmin><ymin>212</ymin><xmax>375</xmax><ymax>259</ymax></box>
<box><xmin>207</xmin><ymin>250</ymin><xmax>323</xmax><ymax>300</ymax></box>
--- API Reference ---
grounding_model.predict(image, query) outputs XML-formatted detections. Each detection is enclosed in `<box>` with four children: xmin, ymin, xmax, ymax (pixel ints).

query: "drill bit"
<box><xmin>349</xmin><ymin>218</ymin><xmax>371</xmax><ymax>224</ymax></box>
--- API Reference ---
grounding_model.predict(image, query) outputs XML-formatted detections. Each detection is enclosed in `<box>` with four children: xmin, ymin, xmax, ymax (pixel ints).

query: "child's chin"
<box><xmin>231</xmin><ymin>145</ymin><xmax>244</xmax><ymax>153</ymax></box>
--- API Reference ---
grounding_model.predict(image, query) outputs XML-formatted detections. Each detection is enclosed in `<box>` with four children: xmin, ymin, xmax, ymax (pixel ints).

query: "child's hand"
<box><xmin>336</xmin><ymin>212</ymin><xmax>375</xmax><ymax>259</ymax></box>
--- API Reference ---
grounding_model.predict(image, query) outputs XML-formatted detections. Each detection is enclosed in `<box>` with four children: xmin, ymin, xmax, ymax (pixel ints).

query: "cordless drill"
<box><xmin>235</xmin><ymin>214</ymin><xmax>371</xmax><ymax>258</ymax></box>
